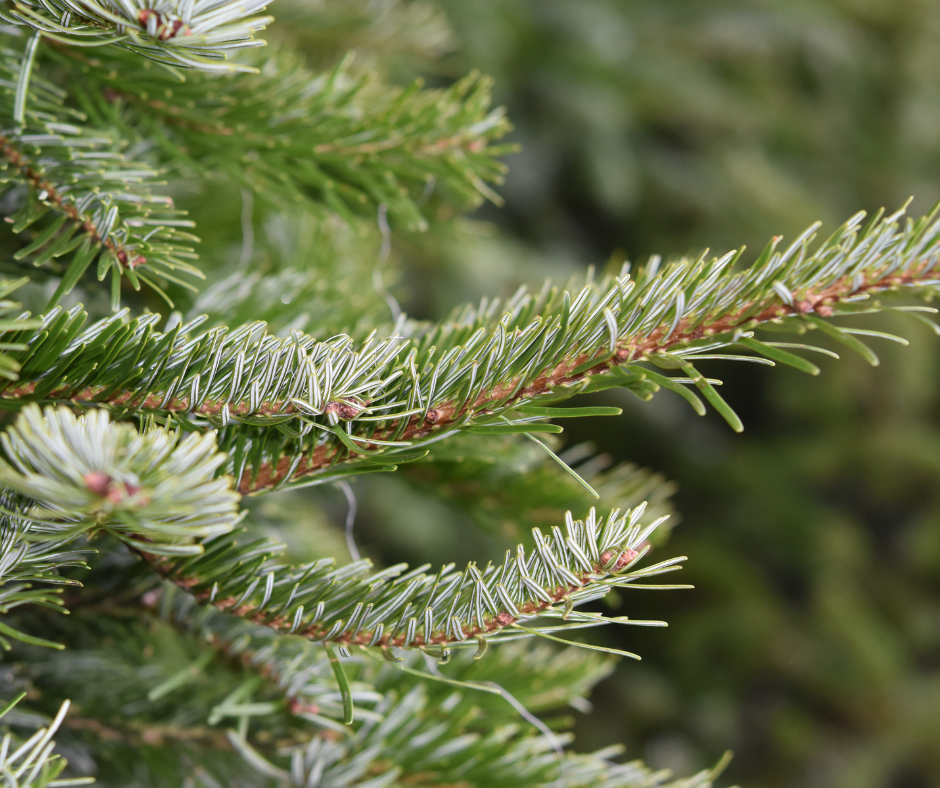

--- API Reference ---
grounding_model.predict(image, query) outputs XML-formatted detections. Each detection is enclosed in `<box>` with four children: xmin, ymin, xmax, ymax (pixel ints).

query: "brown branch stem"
<box><xmin>0</xmin><ymin>132</ymin><xmax>145</xmax><ymax>268</ymax></box>
<box><xmin>65</xmin><ymin>715</ymin><xmax>230</xmax><ymax>748</ymax></box>
<box><xmin>1</xmin><ymin>258</ymin><xmax>936</xmax><ymax>493</ymax></box>
<box><xmin>140</xmin><ymin>548</ymin><xmax>637</xmax><ymax>651</ymax></box>
<box><xmin>235</xmin><ymin>260</ymin><xmax>937</xmax><ymax>492</ymax></box>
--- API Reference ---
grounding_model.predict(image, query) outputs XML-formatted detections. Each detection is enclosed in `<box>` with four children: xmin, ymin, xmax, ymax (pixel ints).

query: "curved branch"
<box><xmin>138</xmin><ymin>505</ymin><xmax>680</xmax><ymax>653</ymax></box>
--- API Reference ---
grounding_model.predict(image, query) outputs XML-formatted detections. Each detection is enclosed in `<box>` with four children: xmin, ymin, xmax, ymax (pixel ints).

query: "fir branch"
<box><xmin>0</xmin><ymin>404</ymin><xmax>241</xmax><ymax>555</ymax></box>
<box><xmin>0</xmin><ymin>494</ymin><xmax>88</xmax><ymax>650</ymax></box>
<box><xmin>0</xmin><ymin>206</ymin><xmax>938</xmax><ymax>493</ymax></box>
<box><xmin>8</xmin><ymin>609</ymin><xmax>271</xmax><ymax>784</ymax></box>
<box><xmin>0</xmin><ymin>277</ymin><xmax>39</xmax><ymax>382</ymax></box>
<box><xmin>161</xmin><ymin>591</ymin><xmax>726</xmax><ymax>788</ymax></box>
<box><xmin>1</xmin><ymin>0</ymin><xmax>272</xmax><ymax>73</ymax></box>
<box><xmin>0</xmin><ymin>307</ymin><xmax>412</xmax><ymax>442</ymax></box>
<box><xmin>0</xmin><ymin>48</ymin><xmax>200</xmax><ymax>306</ymax></box>
<box><xmin>225</xmin><ymin>204</ymin><xmax>940</xmax><ymax>490</ymax></box>
<box><xmin>154</xmin><ymin>583</ymin><xmax>616</xmax><ymax>739</ymax></box>
<box><xmin>156</xmin><ymin>586</ymin><xmax>706</xmax><ymax>788</ymax></box>
<box><xmin>23</xmin><ymin>582</ymin><xmax>719</xmax><ymax>788</ymax></box>
<box><xmin>59</xmin><ymin>46</ymin><xmax>512</xmax><ymax>229</ymax></box>
<box><xmin>136</xmin><ymin>503</ymin><xmax>679</xmax><ymax>653</ymax></box>
<box><xmin>0</xmin><ymin>694</ymin><xmax>90</xmax><ymax>787</ymax></box>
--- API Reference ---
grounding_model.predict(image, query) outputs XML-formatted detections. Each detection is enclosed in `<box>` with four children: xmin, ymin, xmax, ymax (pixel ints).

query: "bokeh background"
<box><xmin>176</xmin><ymin>2</ymin><xmax>940</xmax><ymax>787</ymax></box>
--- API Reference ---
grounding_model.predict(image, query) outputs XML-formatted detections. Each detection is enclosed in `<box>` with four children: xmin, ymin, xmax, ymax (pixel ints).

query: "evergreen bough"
<box><xmin>0</xmin><ymin>2</ymin><xmax>937</xmax><ymax>785</ymax></box>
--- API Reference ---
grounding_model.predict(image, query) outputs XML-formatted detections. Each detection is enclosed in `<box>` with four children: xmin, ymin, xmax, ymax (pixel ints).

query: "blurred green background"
<box><xmin>381</xmin><ymin>2</ymin><xmax>940</xmax><ymax>787</ymax></box>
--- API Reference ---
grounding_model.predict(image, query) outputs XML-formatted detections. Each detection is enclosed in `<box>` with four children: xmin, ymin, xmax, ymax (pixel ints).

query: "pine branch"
<box><xmin>0</xmin><ymin>404</ymin><xmax>241</xmax><ymax>556</ymax></box>
<box><xmin>0</xmin><ymin>47</ymin><xmax>200</xmax><ymax>307</ymax></box>
<box><xmin>0</xmin><ymin>206</ymin><xmax>938</xmax><ymax>494</ymax></box>
<box><xmin>58</xmin><ymin>45</ymin><xmax>512</xmax><ymax>229</ymax></box>
<box><xmin>1</xmin><ymin>0</ymin><xmax>272</xmax><ymax>73</ymax></box>
<box><xmin>135</xmin><ymin>503</ymin><xmax>680</xmax><ymax>655</ymax></box>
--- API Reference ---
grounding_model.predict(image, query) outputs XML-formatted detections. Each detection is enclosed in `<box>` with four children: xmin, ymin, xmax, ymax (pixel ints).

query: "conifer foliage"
<box><xmin>0</xmin><ymin>1</ymin><xmax>938</xmax><ymax>785</ymax></box>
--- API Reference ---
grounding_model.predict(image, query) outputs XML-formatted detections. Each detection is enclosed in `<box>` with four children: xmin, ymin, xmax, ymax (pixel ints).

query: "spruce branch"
<box><xmin>136</xmin><ymin>503</ymin><xmax>680</xmax><ymax>654</ymax></box>
<box><xmin>1</xmin><ymin>0</ymin><xmax>272</xmax><ymax>73</ymax></box>
<box><xmin>0</xmin><ymin>49</ymin><xmax>200</xmax><ymax>306</ymax></box>
<box><xmin>0</xmin><ymin>206</ymin><xmax>938</xmax><ymax>493</ymax></box>
<box><xmin>60</xmin><ymin>46</ymin><xmax>512</xmax><ymax>228</ymax></box>
<box><xmin>0</xmin><ymin>404</ymin><xmax>241</xmax><ymax>555</ymax></box>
